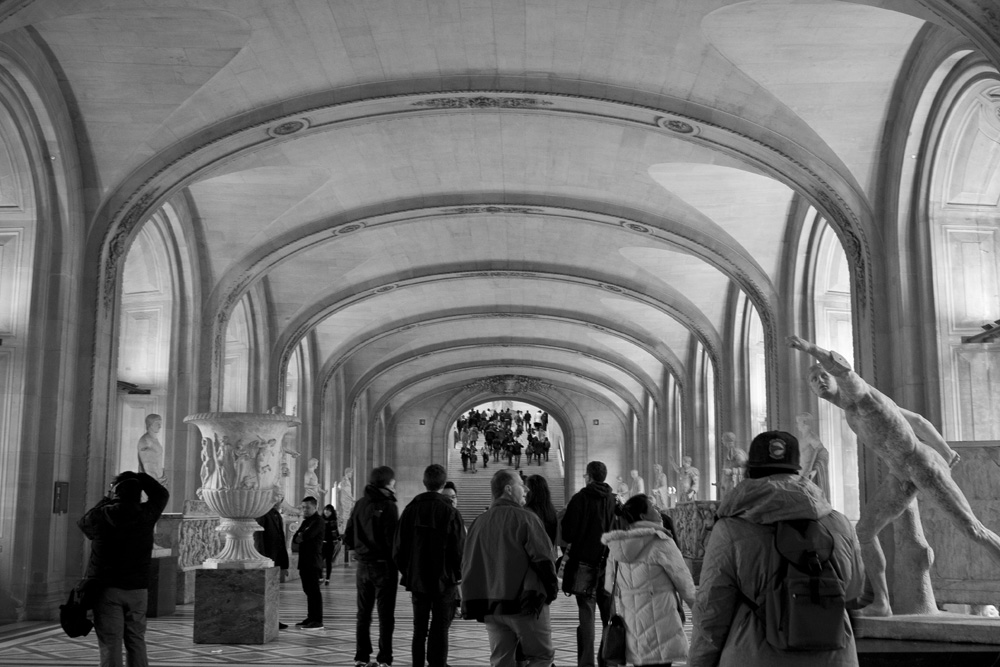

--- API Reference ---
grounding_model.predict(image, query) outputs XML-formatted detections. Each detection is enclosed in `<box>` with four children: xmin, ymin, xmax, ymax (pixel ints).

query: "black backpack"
<box><xmin>741</xmin><ymin>518</ymin><xmax>847</xmax><ymax>651</ymax></box>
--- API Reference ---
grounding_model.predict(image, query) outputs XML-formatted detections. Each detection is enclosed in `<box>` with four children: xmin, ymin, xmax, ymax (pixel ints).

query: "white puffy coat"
<box><xmin>602</xmin><ymin>521</ymin><xmax>696</xmax><ymax>666</ymax></box>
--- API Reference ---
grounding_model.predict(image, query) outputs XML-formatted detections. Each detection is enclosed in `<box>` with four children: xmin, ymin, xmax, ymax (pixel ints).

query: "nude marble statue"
<box><xmin>795</xmin><ymin>412</ymin><xmax>830</xmax><ymax>500</ymax></box>
<box><xmin>337</xmin><ymin>467</ymin><xmax>354</xmax><ymax>533</ymax></box>
<box><xmin>304</xmin><ymin>457</ymin><xmax>325</xmax><ymax>500</ymax></box>
<box><xmin>788</xmin><ymin>335</ymin><xmax>994</xmax><ymax>617</ymax></box>
<box><xmin>720</xmin><ymin>431</ymin><xmax>747</xmax><ymax>496</ymax></box>
<box><xmin>652</xmin><ymin>463</ymin><xmax>670</xmax><ymax>509</ymax></box>
<box><xmin>137</xmin><ymin>414</ymin><xmax>167</xmax><ymax>485</ymax></box>
<box><xmin>673</xmin><ymin>456</ymin><xmax>699</xmax><ymax>502</ymax></box>
<box><xmin>628</xmin><ymin>469</ymin><xmax>645</xmax><ymax>498</ymax></box>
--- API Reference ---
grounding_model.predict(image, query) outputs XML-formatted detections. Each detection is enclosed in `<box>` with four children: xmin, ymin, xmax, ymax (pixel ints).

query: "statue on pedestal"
<box><xmin>788</xmin><ymin>335</ymin><xmax>993</xmax><ymax>617</ymax></box>
<box><xmin>137</xmin><ymin>414</ymin><xmax>168</xmax><ymax>486</ymax></box>
<box><xmin>673</xmin><ymin>456</ymin><xmax>699</xmax><ymax>502</ymax></box>
<box><xmin>652</xmin><ymin>463</ymin><xmax>670</xmax><ymax>509</ymax></box>
<box><xmin>303</xmin><ymin>457</ymin><xmax>325</xmax><ymax>502</ymax></box>
<box><xmin>795</xmin><ymin>412</ymin><xmax>830</xmax><ymax>500</ymax></box>
<box><xmin>720</xmin><ymin>431</ymin><xmax>747</xmax><ymax>497</ymax></box>
<box><xmin>628</xmin><ymin>469</ymin><xmax>645</xmax><ymax>498</ymax></box>
<box><xmin>337</xmin><ymin>468</ymin><xmax>354</xmax><ymax>533</ymax></box>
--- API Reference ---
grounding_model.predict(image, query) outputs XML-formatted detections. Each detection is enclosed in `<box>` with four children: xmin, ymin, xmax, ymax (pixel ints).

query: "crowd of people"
<box><xmin>456</xmin><ymin>407</ymin><xmax>552</xmax><ymax>472</ymax></box>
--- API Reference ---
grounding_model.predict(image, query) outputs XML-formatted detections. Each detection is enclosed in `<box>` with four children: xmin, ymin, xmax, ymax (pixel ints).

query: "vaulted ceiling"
<box><xmin>2</xmin><ymin>0</ymin><xmax>988</xmax><ymax>420</ymax></box>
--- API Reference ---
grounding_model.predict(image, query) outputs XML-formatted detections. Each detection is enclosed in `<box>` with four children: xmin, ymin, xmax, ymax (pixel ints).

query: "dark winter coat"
<box><xmin>561</xmin><ymin>481</ymin><xmax>617</xmax><ymax>565</ymax></box>
<box><xmin>293</xmin><ymin>512</ymin><xmax>325</xmax><ymax>571</ymax></box>
<box><xmin>78</xmin><ymin>473</ymin><xmax>169</xmax><ymax>590</ymax></box>
<box><xmin>394</xmin><ymin>491</ymin><xmax>465</xmax><ymax>595</ymax></box>
<box><xmin>254</xmin><ymin>507</ymin><xmax>289</xmax><ymax>570</ymax></box>
<box><xmin>344</xmin><ymin>484</ymin><xmax>399</xmax><ymax>566</ymax></box>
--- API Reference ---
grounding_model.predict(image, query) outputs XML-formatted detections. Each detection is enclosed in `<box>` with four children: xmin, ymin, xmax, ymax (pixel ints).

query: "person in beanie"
<box><xmin>78</xmin><ymin>470</ymin><xmax>169</xmax><ymax>667</ymax></box>
<box><xmin>344</xmin><ymin>465</ymin><xmax>399</xmax><ymax>667</ymax></box>
<box><xmin>689</xmin><ymin>431</ymin><xmax>864</xmax><ymax>667</ymax></box>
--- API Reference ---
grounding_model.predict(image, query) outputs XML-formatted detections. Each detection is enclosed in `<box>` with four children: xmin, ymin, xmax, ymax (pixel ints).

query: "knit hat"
<box><xmin>747</xmin><ymin>430</ymin><xmax>800</xmax><ymax>472</ymax></box>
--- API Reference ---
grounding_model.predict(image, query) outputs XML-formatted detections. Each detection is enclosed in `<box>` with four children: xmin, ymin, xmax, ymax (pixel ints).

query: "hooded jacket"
<box><xmin>603</xmin><ymin>521</ymin><xmax>696</xmax><ymax>665</ymax></box>
<box><xmin>561</xmin><ymin>481</ymin><xmax>617</xmax><ymax>565</ymax></box>
<box><xmin>344</xmin><ymin>484</ymin><xmax>399</xmax><ymax>566</ymax></box>
<box><xmin>394</xmin><ymin>491</ymin><xmax>465</xmax><ymax>595</ymax></box>
<box><xmin>461</xmin><ymin>496</ymin><xmax>558</xmax><ymax>620</ymax></box>
<box><xmin>688</xmin><ymin>475</ymin><xmax>864</xmax><ymax>667</ymax></box>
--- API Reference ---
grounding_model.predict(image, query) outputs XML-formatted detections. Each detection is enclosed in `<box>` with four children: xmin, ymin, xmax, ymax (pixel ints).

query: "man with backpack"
<box><xmin>689</xmin><ymin>430</ymin><xmax>864</xmax><ymax>667</ymax></box>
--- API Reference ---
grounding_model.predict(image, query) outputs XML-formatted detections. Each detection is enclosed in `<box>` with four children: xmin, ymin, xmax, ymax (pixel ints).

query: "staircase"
<box><xmin>446</xmin><ymin>444</ymin><xmax>565</xmax><ymax>525</ymax></box>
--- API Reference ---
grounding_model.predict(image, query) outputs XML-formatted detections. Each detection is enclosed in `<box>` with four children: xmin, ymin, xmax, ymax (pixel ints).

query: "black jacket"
<box><xmin>254</xmin><ymin>507</ymin><xmax>289</xmax><ymax>570</ymax></box>
<box><xmin>344</xmin><ymin>484</ymin><xmax>399</xmax><ymax>566</ymax></box>
<box><xmin>393</xmin><ymin>491</ymin><xmax>465</xmax><ymax>595</ymax></box>
<box><xmin>78</xmin><ymin>473</ymin><xmax>169</xmax><ymax>590</ymax></box>
<box><xmin>561</xmin><ymin>481</ymin><xmax>617</xmax><ymax>565</ymax></box>
<box><xmin>293</xmin><ymin>512</ymin><xmax>325</xmax><ymax>571</ymax></box>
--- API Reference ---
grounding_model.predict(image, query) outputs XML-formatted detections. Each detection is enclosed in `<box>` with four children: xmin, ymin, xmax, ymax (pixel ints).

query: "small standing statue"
<box><xmin>628</xmin><ymin>469</ymin><xmax>645</xmax><ymax>498</ymax></box>
<box><xmin>720</xmin><ymin>431</ymin><xmax>747</xmax><ymax>497</ymax></box>
<box><xmin>673</xmin><ymin>456</ymin><xmax>699</xmax><ymax>502</ymax></box>
<box><xmin>337</xmin><ymin>467</ymin><xmax>354</xmax><ymax>534</ymax></box>
<box><xmin>615</xmin><ymin>476</ymin><xmax>629</xmax><ymax>504</ymax></box>
<box><xmin>795</xmin><ymin>412</ymin><xmax>830</xmax><ymax>500</ymax></box>
<box><xmin>303</xmin><ymin>457</ymin><xmax>325</xmax><ymax>502</ymax></box>
<box><xmin>137</xmin><ymin>413</ymin><xmax>168</xmax><ymax>486</ymax></box>
<box><xmin>652</xmin><ymin>463</ymin><xmax>670</xmax><ymax>509</ymax></box>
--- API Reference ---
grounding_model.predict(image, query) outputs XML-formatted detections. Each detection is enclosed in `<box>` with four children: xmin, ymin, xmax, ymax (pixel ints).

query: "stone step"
<box><xmin>446</xmin><ymin>444</ymin><xmax>565</xmax><ymax>525</ymax></box>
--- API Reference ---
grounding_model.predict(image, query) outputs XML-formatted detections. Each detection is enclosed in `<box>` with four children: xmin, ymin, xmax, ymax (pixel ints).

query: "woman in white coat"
<box><xmin>602</xmin><ymin>494</ymin><xmax>696</xmax><ymax>667</ymax></box>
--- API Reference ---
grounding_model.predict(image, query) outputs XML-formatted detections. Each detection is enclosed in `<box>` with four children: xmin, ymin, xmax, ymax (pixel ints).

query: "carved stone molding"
<box><xmin>102</xmin><ymin>189</ymin><xmax>159</xmax><ymax>311</ymax></box>
<box><xmin>412</xmin><ymin>96</ymin><xmax>555</xmax><ymax>109</ymax></box>
<box><xmin>463</xmin><ymin>374</ymin><xmax>553</xmax><ymax>395</ymax></box>
<box><xmin>442</xmin><ymin>205</ymin><xmax>545</xmax><ymax>215</ymax></box>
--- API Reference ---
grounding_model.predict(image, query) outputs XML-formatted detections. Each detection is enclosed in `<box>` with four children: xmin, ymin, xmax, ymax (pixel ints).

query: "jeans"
<box><xmin>354</xmin><ymin>560</ymin><xmax>398</xmax><ymax>665</ymax></box>
<box><xmin>575</xmin><ymin>584</ymin><xmax>612</xmax><ymax>667</ymax></box>
<box><xmin>411</xmin><ymin>587</ymin><xmax>457</xmax><ymax>667</ymax></box>
<box><xmin>300</xmin><ymin>567</ymin><xmax>323</xmax><ymax>622</ymax></box>
<box><xmin>93</xmin><ymin>587</ymin><xmax>148</xmax><ymax>667</ymax></box>
<box><xmin>484</xmin><ymin>606</ymin><xmax>554</xmax><ymax>667</ymax></box>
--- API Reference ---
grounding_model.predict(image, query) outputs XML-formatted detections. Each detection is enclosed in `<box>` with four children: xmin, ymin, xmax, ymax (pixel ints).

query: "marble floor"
<box><xmin>0</xmin><ymin>562</ymin><xmax>693</xmax><ymax>666</ymax></box>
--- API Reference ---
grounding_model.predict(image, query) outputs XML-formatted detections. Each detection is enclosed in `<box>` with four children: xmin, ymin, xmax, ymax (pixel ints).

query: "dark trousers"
<box><xmin>355</xmin><ymin>560</ymin><xmax>398</xmax><ymax>665</ymax></box>
<box><xmin>576</xmin><ymin>585</ymin><xmax>613</xmax><ymax>667</ymax></box>
<box><xmin>300</xmin><ymin>568</ymin><xmax>323</xmax><ymax>623</ymax></box>
<box><xmin>412</xmin><ymin>587</ymin><xmax>457</xmax><ymax>667</ymax></box>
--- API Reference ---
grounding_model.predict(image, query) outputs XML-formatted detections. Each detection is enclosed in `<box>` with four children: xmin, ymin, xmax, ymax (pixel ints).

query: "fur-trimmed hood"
<box><xmin>602</xmin><ymin>521</ymin><xmax>673</xmax><ymax>563</ymax></box>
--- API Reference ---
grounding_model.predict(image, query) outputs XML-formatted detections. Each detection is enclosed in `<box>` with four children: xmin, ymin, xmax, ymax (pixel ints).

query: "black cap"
<box><xmin>747</xmin><ymin>430</ymin><xmax>800</xmax><ymax>471</ymax></box>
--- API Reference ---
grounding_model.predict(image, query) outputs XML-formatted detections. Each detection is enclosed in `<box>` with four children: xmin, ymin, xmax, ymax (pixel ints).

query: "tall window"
<box><xmin>117</xmin><ymin>218</ymin><xmax>174</xmax><ymax>474</ymax></box>
<box><xmin>929</xmin><ymin>81</ymin><xmax>1000</xmax><ymax>440</ymax></box>
<box><xmin>222</xmin><ymin>296</ymin><xmax>252</xmax><ymax>411</ymax></box>
<box><xmin>812</xmin><ymin>221</ymin><xmax>860</xmax><ymax>520</ymax></box>
<box><xmin>745</xmin><ymin>303</ymin><xmax>768</xmax><ymax>436</ymax></box>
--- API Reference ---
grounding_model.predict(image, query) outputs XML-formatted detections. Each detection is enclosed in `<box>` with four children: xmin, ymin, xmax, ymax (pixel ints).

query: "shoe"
<box><xmin>278</xmin><ymin>622</ymin><xmax>288</xmax><ymax>630</ymax></box>
<box><xmin>300</xmin><ymin>620</ymin><xmax>324</xmax><ymax>629</ymax></box>
<box><xmin>354</xmin><ymin>662</ymin><xmax>368</xmax><ymax>667</ymax></box>
<box><xmin>324</xmin><ymin>579</ymin><xmax>329</xmax><ymax>585</ymax></box>
<box><xmin>294</xmin><ymin>618</ymin><xmax>309</xmax><ymax>626</ymax></box>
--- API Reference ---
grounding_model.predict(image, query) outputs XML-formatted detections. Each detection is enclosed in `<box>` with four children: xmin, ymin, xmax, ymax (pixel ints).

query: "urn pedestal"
<box><xmin>184</xmin><ymin>412</ymin><xmax>300</xmax><ymax>644</ymax></box>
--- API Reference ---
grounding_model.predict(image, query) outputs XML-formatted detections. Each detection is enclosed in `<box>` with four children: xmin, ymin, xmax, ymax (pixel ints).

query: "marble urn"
<box><xmin>184</xmin><ymin>412</ymin><xmax>300</xmax><ymax>569</ymax></box>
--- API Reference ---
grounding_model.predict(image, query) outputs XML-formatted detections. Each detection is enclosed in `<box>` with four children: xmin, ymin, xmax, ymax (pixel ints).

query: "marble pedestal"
<box><xmin>852</xmin><ymin>612</ymin><xmax>1000</xmax><ymax>644</ymax></box>
<box><xmin>147</xmin><ymin>554</ymin><xmax>177</xmax><ymax>618</ymax></box>
<box><xmin>193</xmin><ymin>568</ymin><xmax>279</xmax><ymax>644</ymax></box>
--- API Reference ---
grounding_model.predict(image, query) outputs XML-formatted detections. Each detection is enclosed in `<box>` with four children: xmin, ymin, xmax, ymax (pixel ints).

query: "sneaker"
<box><xmin>294</xmin><ymin>619</ymin><xmax>309</xmax><ymax>626</ymax></box>
<box><xmin>300</xmin><ymin>620</ymin><xmax>324</xmax><ymax>629</ymax></box>
<box><xmin>278</xmin><ymin>622</ymin><xmax>288</xmax><ymax>630</ymax></box>
<box><xmin>354</xmin><ymin>662</ymin><xmax>368</xmax><ymax>667</ymax></box>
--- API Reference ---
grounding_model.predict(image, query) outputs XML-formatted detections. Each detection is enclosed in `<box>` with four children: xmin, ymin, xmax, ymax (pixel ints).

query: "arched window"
<box><xmin>222</xmin><ymin>296</ymin><xmax>252</xmax><ymax>411</ymax></box>
<box><xmin>116</xmin><ymin>216</ymin><xmax>175</xmax><ymax>474</ymax></box>
<box><xmin>811</xmin><ymin>217</ymin><xmax>860</xmax><ymax>520</ymax></box>
<box><xmin>928</xmin><ymin>78</ymin><xmax>1000</xmax><ymax>440</ymax></box>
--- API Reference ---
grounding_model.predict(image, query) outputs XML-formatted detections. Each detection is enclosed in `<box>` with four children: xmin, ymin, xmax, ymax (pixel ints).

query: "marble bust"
<box><xmin>137</xmin><ymin>413</ymin><xmax>167</xmax><ymax>484</ymax></box>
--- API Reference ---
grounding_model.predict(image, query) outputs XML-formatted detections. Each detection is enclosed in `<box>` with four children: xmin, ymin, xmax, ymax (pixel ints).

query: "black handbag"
<box><xmin>561</xmin><ymin>557</ymin><xmax>599</xmax><ymax>597</ymax></box>
<box><xmin>601</xmin><ymin>562</ymin><xmax>627</xmax><ymax>666</ymax></box>
<box><xmin>59</xmin><ymin>587</ymin><xmax>93</xmax><ymax>638</ymax></box>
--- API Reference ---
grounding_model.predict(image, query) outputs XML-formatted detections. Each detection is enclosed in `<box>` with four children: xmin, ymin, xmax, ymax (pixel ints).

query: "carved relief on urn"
<box><xmin>185</xmin><ymin>412</ymin><xmax>300</xmax><ymax>569</ymax></box>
